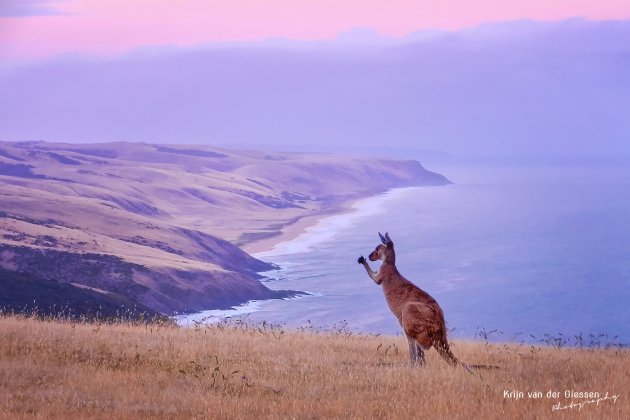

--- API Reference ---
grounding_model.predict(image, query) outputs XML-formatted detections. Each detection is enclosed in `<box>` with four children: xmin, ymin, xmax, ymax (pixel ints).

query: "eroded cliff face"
<box><xmin>0</xmin><ymin>141</ymin><xmax>450</xmax><ymax>315</ymax></box>
<box><xmin>0</xmin><ymin>245</ymin><xmax>283</xmax><ymax>314</ymax></box>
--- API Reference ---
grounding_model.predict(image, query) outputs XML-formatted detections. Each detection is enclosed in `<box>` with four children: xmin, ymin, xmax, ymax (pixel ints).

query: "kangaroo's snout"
<box><xmin>368</xmin><ymin>244</ymin><xmax>386</xmax><ymax>261</ymax></box>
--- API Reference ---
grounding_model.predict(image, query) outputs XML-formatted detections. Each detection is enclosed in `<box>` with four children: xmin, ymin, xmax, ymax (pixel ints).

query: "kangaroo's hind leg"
<box><xmin>402</xmin><ymin>302</ymin><xmax>434</xmax><ymax>367</ymax></box>
<box><xmin>415</xmin><ymin>341</ymin><xmax>426</xmax><ymax>366</ymax></box>
<box><xmin>407</xmin><ymin>336</ymin><xmax>425</xmax><ymax>367</ymax></box>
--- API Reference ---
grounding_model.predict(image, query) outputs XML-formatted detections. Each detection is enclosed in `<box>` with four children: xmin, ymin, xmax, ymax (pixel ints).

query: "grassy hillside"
<box><xmin>0</xmin><ymin>140</ymin><xmax>450</xmax><ymax>315</ymax></box>
<box><xmin>1</xmin><ymin>315</ymin><xmax>626</xmax><ymax>419</ymax></box>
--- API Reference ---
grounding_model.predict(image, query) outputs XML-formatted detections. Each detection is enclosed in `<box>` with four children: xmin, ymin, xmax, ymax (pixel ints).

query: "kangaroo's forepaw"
<box><xmin>357</xmin><ymin>256</ymin><xmax>366</xmax><ymax>264</ymax></box>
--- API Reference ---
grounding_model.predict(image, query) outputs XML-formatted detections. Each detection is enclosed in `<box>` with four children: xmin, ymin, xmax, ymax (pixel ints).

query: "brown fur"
<box><xmin>358</xmin><ymin>234</ymin><xmax>458</xmax><ymax>367</ymax></box>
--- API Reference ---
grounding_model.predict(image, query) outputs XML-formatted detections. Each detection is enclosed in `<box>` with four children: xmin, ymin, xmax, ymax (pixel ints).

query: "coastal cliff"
<box><xmin>0</xmin><ymin>141</ymin><xmax>450</xmax><ymax>315</ymax></box>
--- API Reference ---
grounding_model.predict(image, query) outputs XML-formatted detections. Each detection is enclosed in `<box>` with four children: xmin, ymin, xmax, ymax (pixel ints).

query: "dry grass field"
<box><xmin>0</xmin><ymin>315</ymin><xmax>627</xmax><ymax>419</ymax></box>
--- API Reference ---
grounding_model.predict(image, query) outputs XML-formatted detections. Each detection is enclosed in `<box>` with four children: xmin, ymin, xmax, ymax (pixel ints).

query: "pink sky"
<box><xmin>1</xmin><ymin>0</ymin><xmax>630</xmax><ymax>61</ymax></box>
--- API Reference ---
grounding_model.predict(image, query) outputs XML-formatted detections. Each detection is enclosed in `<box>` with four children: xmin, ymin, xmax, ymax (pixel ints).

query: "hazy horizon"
<box><xmin>1</xmin><ymin>18</ymin><xmax>629</xmax><ymax>165</ymax></box>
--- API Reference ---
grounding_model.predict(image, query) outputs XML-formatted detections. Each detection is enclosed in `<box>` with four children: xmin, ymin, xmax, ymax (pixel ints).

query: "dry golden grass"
<box><xmin>0</xmin><ymin>315</ymin><xmax>627</xmax><ymax>419</ymax></box>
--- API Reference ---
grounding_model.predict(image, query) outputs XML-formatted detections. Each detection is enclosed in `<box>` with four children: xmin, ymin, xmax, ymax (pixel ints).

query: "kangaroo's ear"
<box><xmin>384</xmin><ymin>232</ymin><xmax>394</xmax><ymax>248</ymax></box>
<box><xmin>378</xmin><ymin>232</ymin><xmax>387</xmax><ymax>245</ymax></box>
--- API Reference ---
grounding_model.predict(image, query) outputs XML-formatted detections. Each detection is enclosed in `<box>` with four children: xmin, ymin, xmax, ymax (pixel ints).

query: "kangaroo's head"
<box><xmin>369</xmin><ymin>232</ymin><xmax>395</xmax><ymax>264</ymax></box>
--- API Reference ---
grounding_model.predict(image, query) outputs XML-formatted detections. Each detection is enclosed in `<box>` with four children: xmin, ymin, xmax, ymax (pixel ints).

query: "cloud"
<box><xmin>0</xmin><ymin>19</ymin><xmax>628</xmax><ymax>160</ymax></box>
<box><xmin>0</xmin><ymin>0</ymin><xmax>69</xmax><ymax>17</ymax></box>
<box><xmin>3</xmin><ymin>1</ymin><xmax>630</xmax><ymax>61</ymax></box>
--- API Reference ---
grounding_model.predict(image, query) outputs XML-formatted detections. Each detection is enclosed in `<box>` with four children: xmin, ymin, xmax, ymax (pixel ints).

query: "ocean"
<box><xmin>177</xmin><ymin>164</ymin><xmax>630</xmax><ymax>344</ymax></box>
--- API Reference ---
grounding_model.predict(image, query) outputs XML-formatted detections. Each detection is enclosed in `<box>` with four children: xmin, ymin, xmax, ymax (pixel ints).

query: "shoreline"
<box><xmin>240</xmin><ymin>193</ymin><xmax>379</xmax><ymax>255</ymax></box>
<box><xmin>174</xmin><ymin>193</ymin><xmax>379</xmax><ymax>326</ymax></box>
<box><xmin>243</xmin><ymin>186</ymin><xmax>419</xmax><ymax>258</ymax></box>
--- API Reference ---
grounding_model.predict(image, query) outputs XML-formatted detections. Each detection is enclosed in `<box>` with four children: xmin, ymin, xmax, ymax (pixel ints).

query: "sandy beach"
<box><xmin>250</xmin><ymin>187</ymin><xmax>421</xmax><ymax>258</ymax></box>
<box><xmin>240</xmin><ymin>195</ymin><xmax>364</xmax><ymax>255</ymax></box>
<box><xmin>241</xmin><ymin>186</ymin><xmax>419</xmax><ymax>258</ymax></box>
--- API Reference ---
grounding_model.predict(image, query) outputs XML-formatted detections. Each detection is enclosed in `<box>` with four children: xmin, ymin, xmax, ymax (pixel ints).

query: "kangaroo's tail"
<box><xmin>434</xmin><ymin>336</ymin><xmax>501</xmax><ymax>370</ymax></box>
<box><xmin>434</xmin><ymin>339</ymin><xmax>459</xmax><ymax>367</ymax></box>
<box><xmin>463</xmin><ymin>363</ymin><xmax>501</xmax><ymax>371</ymax></box>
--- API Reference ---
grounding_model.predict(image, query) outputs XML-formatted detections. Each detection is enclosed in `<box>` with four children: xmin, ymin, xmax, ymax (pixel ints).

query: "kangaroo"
<box><xmin>357</xmin><ymin>232</ymin><xmax>458</xmax><ymax>367</ymax></box>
